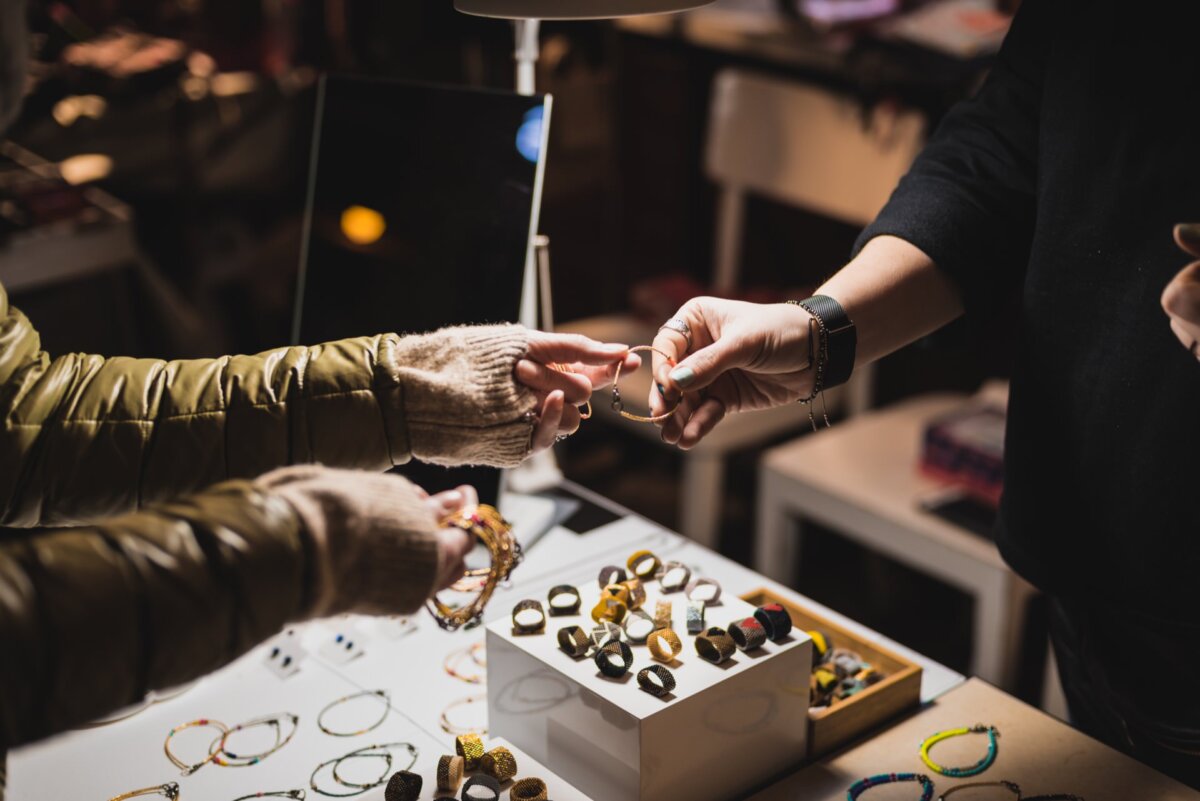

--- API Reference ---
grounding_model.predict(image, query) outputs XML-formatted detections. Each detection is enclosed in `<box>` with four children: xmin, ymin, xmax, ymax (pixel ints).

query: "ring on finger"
<box><xmin>658</xmin><ymin>318</ymin><xmax>692</xmax><ymax>352</ymax></box>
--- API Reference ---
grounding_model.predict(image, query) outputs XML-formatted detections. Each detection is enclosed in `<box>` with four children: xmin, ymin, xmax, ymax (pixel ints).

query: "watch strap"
<box><xmin>796</xmin><ymin>295</ymin><xmax>856</xmax><ymax>389</ymax></box>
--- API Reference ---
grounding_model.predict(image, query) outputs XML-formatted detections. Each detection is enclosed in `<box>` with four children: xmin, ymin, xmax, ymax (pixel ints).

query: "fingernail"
<box><xmin>656</xmin><ymin>382</ymin><xmax>666</xmax><ymax>398</ymax></box>
<box><xmin>669</xmin><ymin>366</ymin><xmax>695</xmax><ymax>388</ymax></box>
<box><xmin>1179</xmin><ymin>223</ymin><xmax>1200</xmax><ymax>245</ymax></box>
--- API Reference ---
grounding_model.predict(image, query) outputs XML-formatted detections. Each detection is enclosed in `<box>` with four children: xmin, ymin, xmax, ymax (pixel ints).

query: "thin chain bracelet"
<box><xmin>786</xmin><ymin>300</ymin><xmax>831</xmax><ymax>430</ymax></box>
<box><xmin>847</xmin><ymin>773</ymin><xmax>933</xmax><ymax>801</ymax></box>
<box><xmin>920</xmin><ymin>724</ymin><xmax>1000</xmax><ymax>778</ymax></box>
<box><xmin>440</xmin><ymin>694</ymin><xmax>488</xmax><ymax>735</ymax></box>
<box><xmin>164</xmin><ymin>719</ymin><xmax>228</xmax><ymax>775</ymax></box>
<box><xmin>108</xmin><ymin>783</ymin><xmax>181</xmax><ymax>801</ymax></box>
<box><xmin>939</xmin><ymin>780</ymin><xmax>1020</xmax><ymax>800</ymax></box>
<box><xmin>444</xmin><ymin>642</ymin><xmax>487</xmax><ymax>684</ymax></box>
<box><xmin>611</xmin><ymin>345</ymin><xmax>681</xmax><ymax>423</ymax></box>
<box><xmin>210</xmin><ymin>713</ymin><xmax>299</xmax><ymax>767</ymax></box>
<box><xmin>230</xmin><ymin>791</ymin><xmax>306</xmax><ymax>801</ymax></box>
<box><xmin>309</xmin><ymin>742</ymin><xmax>418</xmax><ymax>798</ymax></box>
<box><xmin>317</xmin><ymin>690</ymin><xmax>390</xmax><ymax>737</ymax></box>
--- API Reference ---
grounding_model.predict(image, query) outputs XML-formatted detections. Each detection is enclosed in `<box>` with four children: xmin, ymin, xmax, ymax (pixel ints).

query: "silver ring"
<box><xmin>659</xmin><ymin>318</ymin><xmax>692</xmax><ymax>351</ymax></box>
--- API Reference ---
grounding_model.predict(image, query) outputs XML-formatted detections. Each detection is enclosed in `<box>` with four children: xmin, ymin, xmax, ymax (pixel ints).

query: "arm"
<box><xmin>648</xmin><ymin>0</ymin><xmax>1053</xmax><ymax>446</ymax></box>
<box><xmin>0</xmin><ymin>278</ymin><xmax>536</xmax><ymax>527</ymax></box>
<box><xmin>0</xmin><ymin>465</ymin><xmax>444</xmax><ymax>749</ymax></box>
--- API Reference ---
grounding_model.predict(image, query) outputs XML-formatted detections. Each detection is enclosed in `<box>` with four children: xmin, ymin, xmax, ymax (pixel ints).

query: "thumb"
<box><xmin>1174</xmin><ymin>223</ymin><xmax>1200</xmax><ymax>258</ymax></box>
<box><xmin>665</xmin><ymin>337</ymin><xmax>751</xmax><ymax>392</ymax></box>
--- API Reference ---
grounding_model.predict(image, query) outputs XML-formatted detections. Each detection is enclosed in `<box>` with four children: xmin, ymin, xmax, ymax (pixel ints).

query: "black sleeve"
<box><xmin>853</xmin><ymin>0</ymin><xmax>1055</xmax><ymax>315</ymax></box>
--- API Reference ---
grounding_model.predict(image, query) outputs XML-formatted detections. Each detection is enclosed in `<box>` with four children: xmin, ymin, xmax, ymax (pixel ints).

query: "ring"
<box><xmin>620</xmin><ymin>578</ymin><xmax>647</xmax><ymax>609</ymax></box>
<box><xmin>601</xmin><ymin>583</ymin><xmax>632</xmax><ymax>606</ymax></box>
<box><xmin>626</xmin><ymin>549</ymin><xmax>662</xmax><ymax>579</ymax></box>
<box><xmin>547</xmin><ymin>585</ymin><xmax>581</xmax><ymax>616</ymax></box>
<box><xmin>590</xmin><ymin>621</ymin><xmax>625</xmax><ymax>652</ymax></box>
<box><xmin>728</xmin><ymin>617</ymin><xmax>768</xmax><ymax>651</ymax></box>
<box><xmin>557</xmin><ymin>625</ymin><xmax>591</xmax><ymax>657</ymax></box>
<box><xmin>455</xmin><ymin>733</ymin><xmax>485</xmax><ymax>771</ymax></box>
<box><xmin>637</xmin><ymin>664</ymin><xmax>677</xmax><ymax>697</ymax></box>
<box><xmin>594</xmin><ymin>640</ymin><xmax>634</xmax><ymax>678</ymax></box>
<box><xmin>686</xmin><ymin>600</ymin><xmax>706</xmax><ymax>634</ymax></box>
<box><xmin>436</xmin><ymin>754</ymin><xmax>465</xmax><ymax>792</ymax></box>
<box><xmin>753</xmin><ymin>603</ymin><xmax>793</xmax><ymax>642</ymax></box>
<box><xmin>647</xmin><ymin>628</ymin><xmax>682</xmax><ymax>662</ymax></box>
<box><xmin>653</xmin><ymin>599</ymin><xmax>672</xmax><ymax>630</ymax></box>
<box><xmin>695</xmin><ymin>626</ymin><xmax>737</xmax><ymax>664</ymax></box>
<box><xmin>623</xmin><ymin>609</ymin><xmax>656</xmax><ymax>643</ymax></box>
<box><xmin>384</xmin><ymin>770</ymin><xmax>423</xmax><ymax>801</ymax></box>
<box><xmin>591</xmin><ymin>596</ymin><xmax>628</xmax><ymax>625</ymax></box>
<box><xmin>480</xmin><ymin>746</ymin><xmax>519</xmax><ymax>781</ymax></box>
<box><xmin>659</xmin><ymin>318</ymin><xmax>692</xmax><ymax>351</ymax></box>
<box><xmin>685</xmin><ymin>577</ymin><xmax>722</xmax><ymax>605</ymax></box>
<box><xmin>612</xmin><ymin>346</ymin><xmax>681</xmax><ymax>424</ymax></box>
<box><xmin>597</xmin><ymin>565</ymin><xmax>628</xmax><ymax>588</ymax></box>
<box><xmin>462</xmin><ymin>774</ymin><xmax>503</xmax><ymax>801</ymax></box>
<box><xmin>511</xmin><ymin>600</ymin><xmax>546</xmax><ymax>635</ymax></box>
<box><xmin>658</xmin><ymin>561</ymin><xmax>691</xmax><ymax>592</ymax></box>
<box><xmin>509</xmin><ymin>777</ymin><xmax>549</xmax><ymax>801</ymax></box>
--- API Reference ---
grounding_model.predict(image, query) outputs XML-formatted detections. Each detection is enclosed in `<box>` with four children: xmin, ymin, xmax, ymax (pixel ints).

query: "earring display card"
<box><xmin>262</xmin><ymin>629</ymin><xmax>307</xmax><ymax>679</ymax></box>
<box><xmin>486</xmin><ymin>580</ymin><xmax>812</xmax><ymax>801</ymax></box>
<box><xmin>317</xmin><ymin>628</ymin><xmax>368</xmax><ymax>665</ymax></box>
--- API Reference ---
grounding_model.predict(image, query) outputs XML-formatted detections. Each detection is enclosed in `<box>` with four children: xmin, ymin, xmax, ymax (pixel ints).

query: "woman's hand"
<box><xmin>647</xmin><ymin>297</ymin><xmax>816</xmax><ymax>449</ymax></box>
<box><xmin>1165</xmin><ymin>224</ymin><xmax>1200</xmax><ymax>360</ymax></box>
<box><xmin>518</xmin><ymin>331</ymin><xmax>640</xmax><ymax>452</ymax></box>
<box><xmin>416</xmin><ymin>484</ymin><xmax>479</xmax><ymax>591</ymax></box>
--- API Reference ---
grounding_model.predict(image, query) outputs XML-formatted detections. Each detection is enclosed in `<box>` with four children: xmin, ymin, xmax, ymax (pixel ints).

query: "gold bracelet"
<box><xmin>455</xmin><ymin>732</ymin><xmax>486</xmax><ymax>771</ymax></box>
<box><xmin>611</xmin><ymin>345</ymin><xmax>681</xmax><ymax>423</ymax></box>
<box><xmin>647</xmin><ymin>628</ymin><xmax>683</xmax><ymax>662</ymax></box>
<box><xmin>108</xmin><ymin>784</ymin><xmax>180</xmax><ymax>801</ymax></box>
<box><xmin>440</xmin><ymin>695</ymin><xmax>487</xmax><ymax>736</ymax></box>
<box><xmin>427</xmin><ymin>506</ymin><xmax>522</xmax><ymax>632</ymax></box>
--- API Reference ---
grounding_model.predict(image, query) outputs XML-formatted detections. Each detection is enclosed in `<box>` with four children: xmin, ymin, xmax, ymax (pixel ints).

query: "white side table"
<box><xmin>755</xmin><ymin>394</ymin><xmax>1036</xmax><ymax>687</ymax></box>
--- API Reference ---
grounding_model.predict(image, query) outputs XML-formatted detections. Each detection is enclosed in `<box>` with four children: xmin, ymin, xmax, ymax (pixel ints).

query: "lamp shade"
<box><xmin>454</xmin><ymin>0</ymin><xmax>714</xmax><ymax>19</ymax></box>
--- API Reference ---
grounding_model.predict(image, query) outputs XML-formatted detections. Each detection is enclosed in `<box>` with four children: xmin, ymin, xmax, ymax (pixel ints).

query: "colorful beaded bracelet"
<box><xmin>847</xmin><ymin>773</ymin><xmax>934</xmax><ymax>801</ymax></box>
<box><xmin>919</xmin><ymin>724</ymin><xmax>1000</xmax><ymax>778</ymax></box>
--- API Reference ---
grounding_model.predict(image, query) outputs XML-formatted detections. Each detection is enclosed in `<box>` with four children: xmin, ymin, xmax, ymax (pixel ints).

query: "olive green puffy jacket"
<box><xmin>0</xmin><ymin>279</ymin><xmax>535</xmax><ymax>761</ymax></box>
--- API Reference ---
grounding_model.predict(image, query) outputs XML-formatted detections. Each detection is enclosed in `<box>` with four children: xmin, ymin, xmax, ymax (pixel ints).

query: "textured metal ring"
<box><xmin>684</xmin><ymin>577</ymin><xmax>722</xmax><ymax>605</ymax></box>
<box><xmin>455</xmin><ymin>733</ymin><xmax>485</xmax><ymax>771</ymax></box>
<box><xmin>637</xmin><ymin>664</ymin><xmax>677</xmax><ymax>697</ymax></box>
<box><xmin>557</xmin><ymin>625</ymin><xmax>590</xmax><ymax>658</ymax></box>
<box><xmin>435</xmin><ymin>754</ymin><xmax>464</xmax><ymax>792</ymax></box>
<box><xmin>480</xmin><ymin>746</ymin><xmax>518</xmax><ymax>782</ymax></box>
<box><xmin>647</xmin><ymin>628</ymin><xmax>682</xmax><ymax>662</ymax></box>
<box><xmin>383</xmin><ymin>769</ymin><xmax>423</xmax><ymax>801</ymax></box>
<box><xmin>622</xmin><ymin>609</ymin><xmax>656</xmax><ymax>643</ymax></box>
<box><xmin>547</xmin><ymin>584</ymin><xmax>581</xmax><ymax>616</ymax></box>
<box><xmin>686</xmin><ymin>600</ymin><xmax>706</xmax><ymax>634</ymax></box>
<box><xmin>511</xmin><ymin>599</ymin><xmax>546</xmax><ymax>635</ymax></box>
<box><xmin>509</xmin><ymin>777</ymin><xmax>549</xmax><ymax>801</ymax></box>
<box><xmin>594</xmin><ymin>640</ymin><xmax>634</xmax><ymax>678</ymax></box>
<box><xmin>462</xmin><ymin>774</ymin><xmax>502</xmax><ymax>801</ymax></box>
<box><xmin>728</xmin><ymin>617</ymin><xmax>768</xmax><ymax>651</ymax></box>
<box><xmin>753</xmin><ymin>603</ymin><xmax>794</xmax><ymax>642</ymax></box>
<box><xmin>626</xmin><ymin>549</ymin><xmax>661</xmax><ymax>580</ymax></box>
<box><xmin>695</xmin><ymin>626</ymin><xmax>737</xmax><ymax>664</ymax></box>
<box><xmin>597</xmin><ymin>565</ymin><xmax>628</xmax><ymax>588</ymax></box>
<box><xmin>658</xmin><ymin>561</ymin><xmax>691</xmax><ymax>592</ymax></box>
<box><xmin>659</xmin><ymin>317</ymin><xmax>692</xmax><ymax>351</ymax></box>
<box><xmin>620</xmin><ymin>578</ymin><xmax>647</xmax><ymax>610</ymax></box>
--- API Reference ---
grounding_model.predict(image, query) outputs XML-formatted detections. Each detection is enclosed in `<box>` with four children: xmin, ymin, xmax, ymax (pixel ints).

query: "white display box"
<box><xmin>486</xmin><ymin>580</ymin><xmax>812</xmax><ymax>801</ymax></box>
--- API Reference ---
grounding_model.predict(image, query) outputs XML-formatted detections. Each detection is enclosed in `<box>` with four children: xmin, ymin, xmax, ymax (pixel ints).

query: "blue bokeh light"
<box><xmin>516</xmin><ymin>105</ymin><xmax>544</xmax><ymax>163</ymax></box>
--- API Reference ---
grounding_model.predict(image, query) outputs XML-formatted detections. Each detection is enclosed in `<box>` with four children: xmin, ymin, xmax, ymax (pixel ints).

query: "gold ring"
<box><xmin>591</xmin><ymin>596</ymin><xmax>628</xmax><ymax>625</ymax></box>
<box><xmin>619</xmin><ymin>578</ymin><xmax>646</xmax><ymax>610</ymax></box>
<box><xmin>647</xmin><ymin>628</ymin><xmax>682</xmax><ymax>662</ymax></box>
<box><xmin>455</xmin><ymin>733</ymin><xmax>485</xmax><ymax>771</ymax></box>
<box><xmin>611</xmin><ymin>345</ymin><xmax>681</xmax><ymax>423</ymax></box>
<box><xmin>626</xmin><ymin>549</ymin><xmax>661</xmax><ymax>579</ymax></box>
<box><xmin>510</xmin><ymin>777</ymin><xmax>548</xmax><ymax>801</ymax></box>
<box><xmin>481</xmin><ymin>746</ymin><xmax>519</xmax><ymax>782</ymax></box>
<box><xmin>437</xmin><ymin>754</ymin><xmax>465</xmax><ymax>791</ymax></box>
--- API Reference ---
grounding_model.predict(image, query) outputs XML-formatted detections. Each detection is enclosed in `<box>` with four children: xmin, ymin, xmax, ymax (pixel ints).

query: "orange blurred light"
<box><xmin>340</xmin><ymin>205</ymin><xmax>386</xmax><ymax>245</ymax></box>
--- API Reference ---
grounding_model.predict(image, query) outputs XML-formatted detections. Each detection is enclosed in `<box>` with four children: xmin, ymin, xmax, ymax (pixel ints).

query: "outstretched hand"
<box><xmin>518</xmin><ymin>331</ymin><xmax>640</xmax><ymax>453</ymax></box>
<box><xmin>647</xmin><ymin>297</ymin><xmax>816</xmax><ymax>449</ymax></box>
<box><xmin>1166</xmin><ymin>224</ymin><xmax>1200</xmax><ymax>360</ymax></box>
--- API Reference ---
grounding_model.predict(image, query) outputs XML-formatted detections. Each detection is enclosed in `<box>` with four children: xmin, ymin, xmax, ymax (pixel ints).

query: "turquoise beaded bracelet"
<box><xmin>847</xmin><ymin>773</ymin><xmax>934</xmax><ymax>801</ymax></box>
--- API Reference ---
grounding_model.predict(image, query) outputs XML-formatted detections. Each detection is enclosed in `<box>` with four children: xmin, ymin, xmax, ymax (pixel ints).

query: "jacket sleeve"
<box><xmin>0</xmin><ymin>281</ymin><xmax>536</xmax><ymax>527</ymax></box>
<box><xmin>0</xmin><ymin>470</ymin><xmax>438</xmax><ymax>750</ymax></box>
<box><xmin>853</xmin><ymin>0</ymin><xmax>1056</xmax><ymax>315</ymax></box>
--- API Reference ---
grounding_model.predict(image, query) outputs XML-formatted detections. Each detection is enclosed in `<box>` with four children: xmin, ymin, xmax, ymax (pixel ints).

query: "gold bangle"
<box><xmin>647</xmin><ymin>628</ymin><xmax>683</xmax><ymax>662</ymax></box>
<box><xmin>591</xmin><ymin>596</ymin><xmax>628</xmax><ymax>624</ymax></box>
<box><xmin>455</xmin><ymin>732</ymin><xmax>486</xmax><ymax>771</ymax></box>
<box><xmin>437</xmin><ymin>754</ymin><xmax>465</xmax><ymax>792</ymax></box>
<box><xmin>441</xmin><ymin>695</ymin><xmax>487</xmax><ymax>736</ymax></box>
<box><xmin>550</xmin><ymin>363</ymin><xmax>593</xmax><ymax>420</ymax></box>
<box><xmin>510</xmin><ymin>777</ymin><xmax>548</xmax><ymax>801</ymax></box>
<box><xmin>626</xmin><ymin>549</ymin><xmax>661</xmax><ymax>579</ymax></box>
<box><xmin>108</xmin><ymin>784</ymin><xmax>180</xmax><ymax>801</ymax></box>
<box><xmin>481</xmin><ymin>746</ymin><xmax>519</xmax><ymax>782</ymax></box>
<box><xmin>611</xmin><ymin>345</ymin><xmax>681</xmax><ymax>423</ymax></box>
<box><xmin>427</xmin><ymin>506</ymin><xmax>522</xmax><ymax>632</ymax></box>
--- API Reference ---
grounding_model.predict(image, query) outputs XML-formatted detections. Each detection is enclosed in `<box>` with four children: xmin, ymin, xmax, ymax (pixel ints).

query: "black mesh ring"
<box><xmin>547</xmin><ymin>585</ymin><xmax>581</xmax><ymax>616</ymax></box>
<box><xmin>557</xmin><ymin>625</ymin><xmax>590</xmax><ymax>658</ymax></box>
<box><xmin>594</xmin><ymin>640</ymin><xmax>634</xmax><ymax>678</ymax></box>
<box><xmin>383</xmin><ymin>770</ymin><xmax>422</xmax><ymax>801</ymax></box>
<box><xmin>728</xmin><ymin>617</ymin><xmax>768</xmax><ymax>651</ymax></box>
<box><xmin>637</xmin><ymin>665</ymin><xmax>677</xmax><ymax>697</ymax></box>
<box><xmin>461</xmin><ymin>774</ymin><xmax>502</xmax><ymax>801</ymax></box>
<box><xmin>753</xmin><ymin>604</ymin><xmax>793</xmax><ymax>642</ymax></box>
<box><xmin>695</xmin><ymin>627</ymin><xmax>736</xmax><ymax>664</ymax></box>
<box><xmin>511</xmin><ymin>599</ymin><xmax>546</xmax><ymax>635</ymax></box>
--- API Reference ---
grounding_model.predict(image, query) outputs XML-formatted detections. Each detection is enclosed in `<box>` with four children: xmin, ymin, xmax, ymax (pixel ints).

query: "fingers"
<box><xmin>1175</xmin><ymin>223</ymin><xmax>1200</xmax><ymax>259</ymax></box>
<box><xmin>651</xmin><ymin>301</ymin><xmax>706</xmax><ymax>407</ymax></box>
<box><xmin>1170</xmin><ymin>317</ymin><xmax>1200</xmax><ymax>354</ymax></box>
<box><xmin>559</xmin><ymin>402</ymin><xmax>581</xmax><ymax>436</ymax></box>
<box><xmin>678</xmin><ymin>397</ymin><xmax>727</xmax><ymax>450</ymax></box>
<box><xmin>1162</xmin><ymin>260</ymin><xmax>1200</xmax><ymax>324</ymax></box>
<box><xmin>659</xmin><ymin>392</ymin><xmax>699</xmax><ymax>445</ymax></box>
<box><xmin>574</xmin><ymin>351</ymin><xmax>641</xmax><ymax>391</ymax></box>
<box><xmin>516</xmin><ymin>359</ymin><xmax>592</xmax><ymax>404</ymax></box>
<box><xmin>527</xmin><ymin>331</ymin><xmax>631</xmax><ymax>366</ymax></box>
<box><xmin>436</xmin><ymin>527</ymin><xmax>474</xmax><ymax>590</ymax></box>
<box><xmin>661</xmin><ymin>336</ymin><xmax>751</xmax><ymax>396</ymax></box>
<box><xmin>530</xmin><ymin>390</ymin><xmax>565</xmax><ymax>454</ymax></box>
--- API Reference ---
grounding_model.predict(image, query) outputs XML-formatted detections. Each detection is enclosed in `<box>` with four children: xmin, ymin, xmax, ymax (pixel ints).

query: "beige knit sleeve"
<box><xmin>376</xmin><ymin>324</ymin><xmax>538</xmax><ymax>468</ymax></box>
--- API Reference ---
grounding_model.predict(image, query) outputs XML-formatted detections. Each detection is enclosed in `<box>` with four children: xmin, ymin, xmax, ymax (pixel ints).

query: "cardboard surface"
<box><xmin>750</xmin><ymin>678</ymin><xmax>1200</xmax><ymax>801</ymax></box>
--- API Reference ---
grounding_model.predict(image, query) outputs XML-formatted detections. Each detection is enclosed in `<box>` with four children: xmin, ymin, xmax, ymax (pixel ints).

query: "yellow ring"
<box><xmin>591</xmin><ymin>597</ymin><xmax>628</xmax><ymax>625</ymax></box>
<box><xmin>455</xmin><ymin>733</ymin><xmax>485</xmax><ymax>771</ymax></box>
<box><xmin>481</xmin><ymin>746</ymin><xmax>519</xmax><ymax>782</ymax></box>
<box><xmin>647</xmin><ymin>628</ymin><xmax>682</xmax><ymax>663</ymax></box>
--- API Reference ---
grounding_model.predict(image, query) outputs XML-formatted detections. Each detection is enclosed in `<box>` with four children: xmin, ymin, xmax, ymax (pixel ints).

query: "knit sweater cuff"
<box><xmin>377</xmin><ymin>324</ymin><xmax>537</xmax><ymax>469</ymax></box>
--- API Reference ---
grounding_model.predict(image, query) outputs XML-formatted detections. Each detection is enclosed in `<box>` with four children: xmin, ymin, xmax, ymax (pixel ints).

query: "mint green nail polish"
<box><xmin>669</xmin><ymin>367</ymin><xmax>695</xmax><ymax>387</ymax></box>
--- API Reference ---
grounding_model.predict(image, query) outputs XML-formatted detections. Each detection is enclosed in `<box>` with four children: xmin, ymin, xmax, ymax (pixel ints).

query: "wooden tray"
<box><xmin>742</xmin><ymin>588</ymin><xmax>923</xmax><ymax>757</ymax></box>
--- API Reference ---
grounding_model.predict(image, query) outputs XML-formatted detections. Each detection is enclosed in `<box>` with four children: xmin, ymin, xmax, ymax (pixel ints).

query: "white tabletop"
<box><xmin>7</xmin><ymin>481</ymin><xmax>962</xmax><ymax>800</ymax></box>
